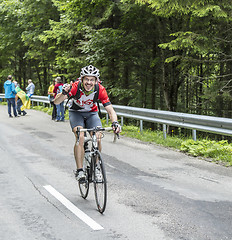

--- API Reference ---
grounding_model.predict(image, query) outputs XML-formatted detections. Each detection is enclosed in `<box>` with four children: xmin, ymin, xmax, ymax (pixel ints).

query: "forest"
<box><xmin>0</xmin><ymin>0</ymin><xmax>231</xmax><ymax>118</ymax></box>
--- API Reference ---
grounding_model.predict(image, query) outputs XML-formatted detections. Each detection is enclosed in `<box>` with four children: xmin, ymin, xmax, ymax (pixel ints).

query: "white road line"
<box><xmin>106</xmin><ymin>163</ymin><xmax>116</xmax><ymax>169</ymax></box>
<box><xmin>43</xmin><ymin>185</ymin><xmax>104</xmax><ymax>231</ymax></box>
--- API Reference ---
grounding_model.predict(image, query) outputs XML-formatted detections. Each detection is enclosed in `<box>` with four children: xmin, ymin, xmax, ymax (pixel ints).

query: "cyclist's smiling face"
<box><xmin>82</xmin><ymin>76</ymin><xmax>96</xmax><ymax>92</ymax></box>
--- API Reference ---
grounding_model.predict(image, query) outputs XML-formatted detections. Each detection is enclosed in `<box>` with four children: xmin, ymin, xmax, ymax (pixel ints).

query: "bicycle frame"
<box><xmin>83</xmin><ymin>132</ymin><xmax>99</xmax><ymax>183</ymax></box>
<box><xmin>76</xmin><ymin>126</ymin><xmax>113</xmax><ymax>213</ymax></box>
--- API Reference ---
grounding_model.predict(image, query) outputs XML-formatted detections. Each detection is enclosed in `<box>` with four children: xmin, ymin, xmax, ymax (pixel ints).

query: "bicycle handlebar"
<box><xmin>78</xmin><ymin>126</ymin><xmax>113</xmax><ymax>132</ymax></box>
<box><xmin>77</xmin><ymin>126</ymin><xmax>120</xmax><ymax>139</ymax></box>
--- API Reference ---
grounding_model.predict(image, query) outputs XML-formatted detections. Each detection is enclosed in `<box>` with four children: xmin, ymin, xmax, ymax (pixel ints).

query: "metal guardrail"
<box><xmin>99</xmin><ymin>105</ymin><xmax>232</xmax><ymax>140</ymax></box>
<box><xmin>0</xmin><ymin>93</ymin><xmax>51</xmax><ymax>106</ymax></box>
<box><xmin>1</xmin><ymin>93</ymin><xmax>232</xmax><ymax>140</ymax></box>
<box><xmin>31</xmin><ymin>95</ymin><xmax>50</xmax><ymax>105</ymax></box>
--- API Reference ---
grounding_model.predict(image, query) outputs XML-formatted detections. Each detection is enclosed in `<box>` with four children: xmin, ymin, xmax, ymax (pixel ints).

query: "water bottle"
<box><xmin>84</xmin><ymin>150</ymin><xmax>91</xmax><ymax>179</ymax></box>
<box><xmin>84</xmin><ymin>150</ymin><xmax>91</xmax><ymax>166</ymax></box>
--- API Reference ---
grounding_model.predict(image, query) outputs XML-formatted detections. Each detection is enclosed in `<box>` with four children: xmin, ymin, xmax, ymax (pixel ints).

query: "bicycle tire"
<box><xmin>93</xmin><ymin>152</ymin><xmax>107</xmax><ymax>213</ymax></box>
<box><xmin>78</xmin><ymin>165</ymin><xmax>90</xmax><ymax>199</ymax></box>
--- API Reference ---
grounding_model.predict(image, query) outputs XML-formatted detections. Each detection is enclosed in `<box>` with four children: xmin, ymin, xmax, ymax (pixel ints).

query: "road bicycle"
<box><xmin>76</xmin><ymin>126</ymin><xmax>117</xmax><ymax>214</ymax></box>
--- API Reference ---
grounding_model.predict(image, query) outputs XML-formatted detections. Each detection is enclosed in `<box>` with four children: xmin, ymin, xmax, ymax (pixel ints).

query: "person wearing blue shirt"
<box><xmin>4</xmin><ymin>75</ymin><xmax>18</xmax><ymax>118</ymax></box>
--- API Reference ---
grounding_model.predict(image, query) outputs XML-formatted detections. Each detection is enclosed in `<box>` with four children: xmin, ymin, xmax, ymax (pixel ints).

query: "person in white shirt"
<box><xmin>26</xmin><ymin>79</ymin><xmax>35</xmax><ymax>98</ymax></box>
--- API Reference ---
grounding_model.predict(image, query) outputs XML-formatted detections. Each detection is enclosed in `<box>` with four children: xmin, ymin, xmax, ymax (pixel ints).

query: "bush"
<box><xmin>181</xmin><ymin>139</ymin><xmax>232</xmax><ymax>166</ymax></box>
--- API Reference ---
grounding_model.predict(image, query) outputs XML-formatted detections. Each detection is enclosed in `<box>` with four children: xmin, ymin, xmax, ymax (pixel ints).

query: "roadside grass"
<box><xmin>1</xmin><ymin>101</ymin><xmax>231</xmax><ymax>166</ymax></box>
<box><xmin>117</xmin><ymin>124</ymin><xmax>184</xmax><ymax>149</ymax></box>
<box><xmin>180</xmin><ymin>139</ymin><xmax>232</xmax><ymax>166</ymax></box>
<box><xmin>32</xmin><ymin>105</ymin><xmax>69</xmax><ymax>120</ymax></box>
<box><xmin>100</xmin><ymin>119</ymin><xmax>232</xmax><ymax>166</ymax></box>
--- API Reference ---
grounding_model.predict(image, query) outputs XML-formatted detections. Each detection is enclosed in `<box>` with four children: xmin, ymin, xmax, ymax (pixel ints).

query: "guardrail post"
<box><xmin>192</xmin><ymin>129</ymin><xmax>197</xmax><ymax>141</ymax></box>
<box><xmin>121</xmin><ymin>116</ymin><xmax>124</xmax><ymax>126</ymax></box>
<box><xmin>140</xmin><ymin>120</ymin><xmax>143</xmax><ymax>134</ymax></box>
<box><xmin>106</xmin><ymin>113</ymin><xmax>109</xmax><ymax>125</ymax></box>
<box><xmin>163</xmin><ymin>124</ymin><xmax>167</xmax><ymax>139</ymax></box>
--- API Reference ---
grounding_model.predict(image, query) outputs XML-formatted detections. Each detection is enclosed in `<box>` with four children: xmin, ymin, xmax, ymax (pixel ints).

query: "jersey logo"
<box><xmin>74</xmin><ymin>92</ymin><xmax>96</xmax><ymax>110</ymax></box>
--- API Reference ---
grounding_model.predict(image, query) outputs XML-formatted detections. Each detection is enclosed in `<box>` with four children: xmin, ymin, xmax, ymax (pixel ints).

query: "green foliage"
<box><xmin>120</xmin><ymin>125</ymin><xmax>184</xmax><ymax>149</ymax></box>
<box><xmin>159</xmin><ymin>31</ymin><xmax>210</xmax><ymax>55</ymax></box>
<box><xmin>191</xmin><ymin>4</ymin><xmax>228</xmax><ymax>18</ymax></box>
<box><xmin>32</xmin><ymin>105</ymin><xmax>46</xmax><ymax>111</ymax></box>
<box><xmin>0</xmin><ymin>0</ymin><xmax>232</xmax><ymax>117</ymax></box>
<box><xmin>80</xmin><ymin>27</ymin><xmax>125</xmax><ymax>63</ymax></box>
<box><xmin>32</xmin><ymin>104</ymin><xmax>69</xmax><ymax>120</ymax></box>
<box><xmin>181</xmin><ymin>139</ymin><xmax>232</xmax><ymax>165</ymax></box>
<box><xmin>134</xmin><ymin>0</ymin><xmax>231</xmax><ymax>19</ymax></box>
<box><xmin>0</xmin><ymin>101</ymin><xmax>7</xmax><ymax>105</ymax></box>
<box><xmin>107</xmin><ymin>87</ymin><xmax>136</xmax><ymax>104</ymax></box>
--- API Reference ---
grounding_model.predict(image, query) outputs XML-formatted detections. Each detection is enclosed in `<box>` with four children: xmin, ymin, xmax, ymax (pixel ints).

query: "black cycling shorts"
<box><xmin>69</xmin><ymin>111</ymin><xmax>102</xmax><ymax>130</ymax></box>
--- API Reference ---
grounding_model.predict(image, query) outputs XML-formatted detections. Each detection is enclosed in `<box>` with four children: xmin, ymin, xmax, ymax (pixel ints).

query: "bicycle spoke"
<box><xmin>78</xmin><ymin>164</ymin><xmax>89</xmax><ymax>199</ymax></box>
<box><xmin>94</xmin><ymin>153</ymin><xmax>107</xmax><ymax>213</ymax></box>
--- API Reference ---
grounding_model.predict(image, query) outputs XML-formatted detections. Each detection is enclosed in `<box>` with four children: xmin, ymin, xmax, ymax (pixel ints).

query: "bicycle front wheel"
<box><xmin>78</xmin><ymin>167</ymin><xmax>89</xmax><ymax>199</ymax></box>
<box><xmin>93</xmin><ymin>152</ymin><xmax>107</xmax><ymax>213</ymax></box>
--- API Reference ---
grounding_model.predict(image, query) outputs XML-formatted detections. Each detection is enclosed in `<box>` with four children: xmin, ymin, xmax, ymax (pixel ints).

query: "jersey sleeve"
<box><xmin>69</xmin><ymin>81</ymin><xmax>79</xmax><ymax>97</ymax></box>
<box><xmin>98</xmin><ymin>84</ymin><xmax>111</xmax><ymax>107</ymax></box>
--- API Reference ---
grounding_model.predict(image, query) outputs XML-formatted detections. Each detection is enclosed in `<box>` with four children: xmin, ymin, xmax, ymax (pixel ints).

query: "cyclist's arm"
<box><xmin>104</xmin><ymin>104</ymin><xmax>121</xmax><ymax>134</ymax></box>
<box><xmin>104</xmin><ymin>104</ymin><xmax>118</xmax><ymax>123</ymax></box>
<box><xmin>99</xmin><ymin>85</ymin><xmax>117</xmax><ymax>122</ymax></box>
<box><xmin>53</xmin><ymin>83</ymin><xmax>70</xmax><ymax>104</ymax></box>
<box><xmin>53</xmin><ymin>93</ymin><xmax>67</xmax><ymax>104</ymax></box>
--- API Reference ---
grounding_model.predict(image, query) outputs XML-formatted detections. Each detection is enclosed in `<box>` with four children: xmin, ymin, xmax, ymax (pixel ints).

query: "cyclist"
<box><xmin>54</xmin><ymin>65</ymin><xmax>121</xmax><ymax>182</ymax></box>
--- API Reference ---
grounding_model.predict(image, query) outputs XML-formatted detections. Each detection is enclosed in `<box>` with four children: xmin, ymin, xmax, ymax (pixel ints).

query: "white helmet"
<box><xmin>80</xmin><ymin>65</ymin><xmax>100</xmax><ymax>80</ymax></box>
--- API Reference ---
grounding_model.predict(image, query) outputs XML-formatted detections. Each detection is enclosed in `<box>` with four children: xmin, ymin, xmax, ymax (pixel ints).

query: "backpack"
<box><xmin>67</xmin><ymin>81</ymin><xmax>102</xmax><ymax>118</ymax></box>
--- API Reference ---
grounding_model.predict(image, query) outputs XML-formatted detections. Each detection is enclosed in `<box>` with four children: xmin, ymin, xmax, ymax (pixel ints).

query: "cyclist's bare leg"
<box><xmin>95</xmin><ymin>131</ymin><xmax>102</xmax><ymax>164</ymax></box>
<box><xmin>73</xmin><ymin>126</ymin><xmax>84</xmax><ymax>169</ymax></box>
<box><xmin>96</xmin><ymin>131</ymin><xmax>102</xmax><ymax>152</ymax></box>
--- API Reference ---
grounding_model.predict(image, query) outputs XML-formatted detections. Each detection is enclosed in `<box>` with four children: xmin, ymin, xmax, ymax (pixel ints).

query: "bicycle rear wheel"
<box><xmin>78</xmin><ymin>167</ymin><xmax>90</xmax><ymax>199</ymax></box>
<box><xmin>93</xmin><ymin>152</ymin><xmax>107</xmax><ymax>213</ymax></box>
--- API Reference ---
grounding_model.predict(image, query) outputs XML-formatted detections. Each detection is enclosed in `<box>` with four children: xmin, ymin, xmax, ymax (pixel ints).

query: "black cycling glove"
<box><xmin>111</xmin><ymin>121</ymin><xmax>122</xmax><ymax>133</ymax></box>
<box><xmin>62</xmin><ymin>83</ymin><xmax>70</xmax><ymax>95</ymax></box>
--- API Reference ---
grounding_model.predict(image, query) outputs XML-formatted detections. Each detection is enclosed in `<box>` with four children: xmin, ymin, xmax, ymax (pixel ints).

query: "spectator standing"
<box><xmin>4</xmin><ymin>75</ymin><xmax>18</xmax><ymax>118</ymax></box>
<box><xmin>26</xmin><ymin>79</ymin><xmax>35</xmax><ymax>98</ymax></box>
<box><xmin>48</xmin><ymin>79</ymin><xmax>57</xmax><ymax>120</ymax></box>
<box><xmin>13</xmin><ymin>80</ymin><xmax>19</xmax><ymax>88</ymax></box>
<box><xmin>53</xmin><ymin>77</ymin><xmax>64</xmax><ymax>122</ymax></box>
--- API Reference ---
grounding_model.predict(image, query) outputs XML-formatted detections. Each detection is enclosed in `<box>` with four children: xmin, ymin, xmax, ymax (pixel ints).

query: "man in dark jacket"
<box><xmin>4</xmin><ymin>75</ymin><xmax>18</xmax><ymax>118</ymax></box>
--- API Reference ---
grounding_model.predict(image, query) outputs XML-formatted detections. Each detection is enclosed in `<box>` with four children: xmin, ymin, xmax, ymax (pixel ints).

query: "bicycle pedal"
<box><xmin>79</xmin><ymin>177</ymin><xmax>87</xmax><ymax>184</ymax></box>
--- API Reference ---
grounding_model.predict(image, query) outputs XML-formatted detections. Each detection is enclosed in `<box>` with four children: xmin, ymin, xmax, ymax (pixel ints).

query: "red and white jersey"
<box><xmin>68</xmin><ymin>81</ymin><xmax>111</xmax><ymax>112</ymax></box>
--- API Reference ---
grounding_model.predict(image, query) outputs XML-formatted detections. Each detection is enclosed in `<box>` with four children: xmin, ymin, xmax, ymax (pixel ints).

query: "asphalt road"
<box><xmin>0</xmin><ymin>105</ymin><xmax>232</xmax><ymax>240</ymax></box>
